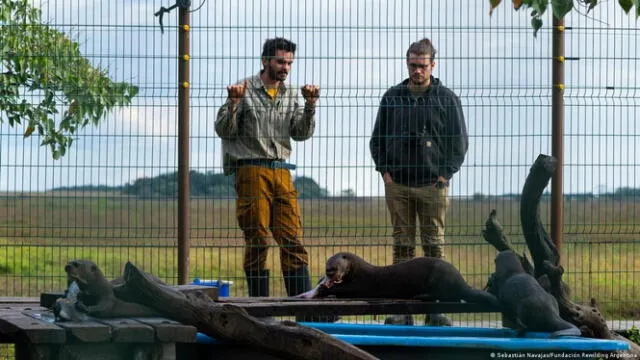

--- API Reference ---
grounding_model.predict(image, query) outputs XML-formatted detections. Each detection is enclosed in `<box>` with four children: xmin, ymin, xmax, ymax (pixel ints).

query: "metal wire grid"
<box><xmin>0</xmin><ymin>0</ymin><xmax>637</xmax><ymax>324</ymax></box>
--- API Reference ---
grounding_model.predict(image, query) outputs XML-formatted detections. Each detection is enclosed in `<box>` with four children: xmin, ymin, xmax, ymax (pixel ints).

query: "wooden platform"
<box><xmin>2</xmin><ymin>295</ymin><xmax>637</xmax><ymax>360</ymax></box>
<box><xmin>4</xmin><ymin>293</ymin><xmax>501</xmax><ymax>359</ymax></box>
<box><xmin>39</xmin><ymin>290</ymin><xmax>500</xmax><ymax>318</ymax></box>
<box><xmin>0</xmin><ymin>302</ymin><xmax>196</xmax><ymax>360</ymax></box>
<box><xmin>214</xmin><ymin>296</ymin><xmax>500</xmax><ymax>317</ymax></box>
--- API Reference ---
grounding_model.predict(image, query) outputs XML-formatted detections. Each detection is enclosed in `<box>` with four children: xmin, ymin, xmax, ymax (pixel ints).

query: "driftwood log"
<box><xmin>113</xmin><ymin>262</ymin><xmax>378</xmax><ymax>360</ymax></box>
<box><xmin>483</xmin><ymin>154</ymin><xmax>640</xmax><ymax>354</ymax></box>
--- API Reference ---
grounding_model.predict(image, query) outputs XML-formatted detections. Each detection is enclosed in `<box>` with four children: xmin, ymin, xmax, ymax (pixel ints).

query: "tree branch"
<box><xmin>115</xmin><ymin>262</ymin><xmax>378</xmax><ymax>360</ymax></box>
<box><xmin>520</xmin><ymin>154</ymin><xmax>560</xmax><ymax>278</ymax></box>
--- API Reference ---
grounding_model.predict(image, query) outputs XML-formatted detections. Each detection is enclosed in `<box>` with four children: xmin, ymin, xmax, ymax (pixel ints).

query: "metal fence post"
<box><xmin>178</xmin><ymin>5</ymin><xmax>191</xmax><ymax>285</ymax></box>
<box><xmin>551</xmin><ymin>16</ymin><xmax>565</xmax><ymax>257</ymax></box>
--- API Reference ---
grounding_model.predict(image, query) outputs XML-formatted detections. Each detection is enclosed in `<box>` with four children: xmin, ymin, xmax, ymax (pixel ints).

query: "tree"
<box><xmin>0</xmin><ymin>0</ymin><xmax>138</xmax><ymax>159</ymax></box>
<box><xmin>294</xmin><ymin>176</ymin><xmax>329</xmax><ymax>199</ymax></box>
<box><xmin>489</xmin><ymin>0</ymin><xmax>640</xmax><ymax>36</ymax></box>
<box><xmin>340</xmin><ymin>189</ymin><xmax>356</xmax><ymax>198</ymax></box>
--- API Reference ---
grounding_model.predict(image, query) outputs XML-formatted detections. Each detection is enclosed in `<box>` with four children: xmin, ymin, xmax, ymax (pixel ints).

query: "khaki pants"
<box><xmin>235</xmin><ymin>166</ymin><xmax>309</xmax><ymax>273</ymax></box>
<box><xmin>384</xmin><ymin>181</ymin><xmax>449</xmax><ymax>263</ymax></box>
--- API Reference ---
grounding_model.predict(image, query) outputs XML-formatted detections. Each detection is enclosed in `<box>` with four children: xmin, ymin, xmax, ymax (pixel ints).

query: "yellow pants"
<box><xmin>235</xmin><ymin>165</ymin><xmax>309</xmax><ymax>273</ymax></box>
<box><xmin>384</xmin><ymin>181</ymin><xmax>449</xmax><ymax>263</ymax></box>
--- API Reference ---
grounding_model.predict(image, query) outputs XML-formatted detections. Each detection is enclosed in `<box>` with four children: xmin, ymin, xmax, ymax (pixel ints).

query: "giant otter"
<box><xmin>297</xmin><ymin>252</ymin><xmax>498</xmax><ymax>306</ymax></box>
<box><xmin>492</xmin><ymin>250</ymin><xmax>581</xmax><ymax>337</ymax></box>
<box><xmin>64</xmin><ymin>259</ymin><xmax>160</xmax><ymax>318</ymax></box>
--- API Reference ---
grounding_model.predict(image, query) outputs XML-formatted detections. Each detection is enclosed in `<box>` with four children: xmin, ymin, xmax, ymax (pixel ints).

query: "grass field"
<box><xmin>0</xmin><ymin>193</ymin><xmax>638</xmax><ymax>321</ymax></box>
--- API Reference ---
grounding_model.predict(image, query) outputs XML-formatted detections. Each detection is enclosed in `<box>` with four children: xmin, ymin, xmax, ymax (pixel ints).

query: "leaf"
<box><xmin>0</xmin><ymin>2</ymin><xmax>11</xmax><ymax>23</ymax></box>
<box><xmin>490</xmin><ymin>0</ymin><xmax>502</xmax><ymax>15</ymax></box>
<box><xmin>585</xmin><ymin>0</ymin><xmax>599</xmax><ymax>13</ymax></box>
<box><xmin>619</xmin><ymin>0</ymin><xmax>633</xmax><ymax>12</ymax></box>
<box><xmin>24</xmin><ymin>125</ymin><xmax>35</xmax><ymax>138</ymax></box>
<box><xmin>531</xmin><ymin>0</ymin><xmax>549</xmax><ymax>15</ymax></box>
<box><xmin>531</xmin><ymin>17</ymin><xmax>543</xmax><ymax>37</ymax></box>
<box><xmin>129</xmin><ymin>85</ymin><xmax>140</xmax><ymax>98</ymax></box>
<box><xmin>0</xmin><ymin>0</ymin><xmax>138</xmax><ymax>160</ymax></box>
<box><xmin>67</xmin><ymin>99</ymin><xmax>78</xmax><ymax>116</ymax></box>
<box><xmin>552</xmin><ymin>0</ymin><xmax>574</xmax><ymax>18</ymax></box>
<box><xmin>513</xmin><ymin>0</ymin><xmax>524</xmax><ymax>10</ymax></box>
<box><xmin>636</xmin><ymin>0</ymin><xmax>640</xmax><ymax>17</ymax></box>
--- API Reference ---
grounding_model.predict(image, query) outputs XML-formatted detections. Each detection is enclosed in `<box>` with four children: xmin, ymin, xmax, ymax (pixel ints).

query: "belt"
<box><xmin>236</xmin><ymin>159</ymin><xmax>296</xmax><ymax>170</ymax></box>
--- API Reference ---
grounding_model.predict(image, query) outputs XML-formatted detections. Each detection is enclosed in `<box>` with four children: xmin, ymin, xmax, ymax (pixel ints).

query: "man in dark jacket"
<box><xmin>370</xmin><ymin>38</ymin><xmax>468</xmax><ymax>326</ymax></box>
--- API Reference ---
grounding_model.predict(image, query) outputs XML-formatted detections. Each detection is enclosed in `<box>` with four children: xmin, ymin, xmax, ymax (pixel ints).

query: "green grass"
<box><xmin>0</xmin><ymin>345</ymin><xmax>14</xmax><ymax>360</ymax></box>
<box><xmin>0</xmin><ymin>193</ymin><xmax>638</xmax><ymax>321</ymax></box>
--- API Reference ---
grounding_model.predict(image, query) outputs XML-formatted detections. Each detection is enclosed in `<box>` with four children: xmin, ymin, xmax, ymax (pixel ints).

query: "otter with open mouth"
<box><xmin>296</xmin><ymin>252</ymin><xmax>498</xmax><ymax>306</ymax></box>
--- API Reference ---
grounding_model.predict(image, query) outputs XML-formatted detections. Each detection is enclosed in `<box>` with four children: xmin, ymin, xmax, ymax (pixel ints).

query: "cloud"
<box><xmin>3</xmin><ymin>0</ymin><xmax>638</xmax><ymax>195</ymax></box>
<box><xmin>113</xmin><ymin>102</ymin><xmax>178</xmax><ymax>138</ymax></box>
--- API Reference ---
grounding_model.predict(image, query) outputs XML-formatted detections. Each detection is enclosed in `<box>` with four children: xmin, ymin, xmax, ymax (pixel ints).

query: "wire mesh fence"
<box><xmin>0</xmin><ymin>0</ymin><xmax>638</xmax><ymax>331</ymax></box>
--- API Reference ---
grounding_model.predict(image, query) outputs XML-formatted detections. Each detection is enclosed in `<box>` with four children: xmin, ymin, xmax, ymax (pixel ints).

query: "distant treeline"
<box><xmin>475</xmin><ymin>187</ymin><xmax>640</xmax><ymax>201</ymax></box>
<box><xmin>52</xmin><ymin>185</ymin><xmax>125</xmax><ymax>192</ymax></box>
<box><xmin>51</xmin><ymin>171</ymin><xmax>640</xmax><ymax>200</ymax></box>
<box><xmin>51</xmin><ymin>171</ymin><xmax>329</xmax><ymax>199</ymax></box>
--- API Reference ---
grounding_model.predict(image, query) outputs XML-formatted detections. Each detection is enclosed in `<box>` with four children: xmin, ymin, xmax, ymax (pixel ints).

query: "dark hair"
<box><xmin>406</xmin><ymin>38</ymin><xmax>437</xmax><ymax>60</ymax></box>
<box><xmin>261</xmin><ymin>37</ymin><xmax>297</xmax><ymax>58</ymax></box>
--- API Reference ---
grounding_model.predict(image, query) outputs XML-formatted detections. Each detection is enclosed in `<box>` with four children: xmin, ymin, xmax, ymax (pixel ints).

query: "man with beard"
<box><xmin>215</xmin><ymin>38</ymin><xmax>320</xmax><ymax>306</ymax></box>
<box><xmin>370</xmin><ymin>38</ymin><xmax>468</xmax><ymax>326</ymax></box>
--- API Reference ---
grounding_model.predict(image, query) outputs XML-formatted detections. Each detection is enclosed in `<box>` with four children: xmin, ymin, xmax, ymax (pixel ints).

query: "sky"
<box><xmin>0</xmin><ymin>0</ymin><xmax>638</xmax><ymax>196</ymax></box>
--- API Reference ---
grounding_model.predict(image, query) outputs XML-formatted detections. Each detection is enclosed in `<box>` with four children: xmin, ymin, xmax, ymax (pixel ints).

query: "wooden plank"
<box><xmin>40</xmin><ymin>285</ymin><xmax>218</xmax><ymax>308</ymax></box>
<box><xmin>95</xmin><ymin>318</ymin><xmax>155</xmax><ymax>343</ymax></box>
<box><xmin>0</xmin><ymin>311</ymin><xmax>65</xmax><ymax>344</ymax></box>
<box><xmin>0</xmin><ymin>304</ymin><xmax>44</xmax><ymax>312</ymax></box>
<box><xmin>32</xmin><ymin>294</ymin><xmax>499</xmax><ymax>319</ymax></box>
<box><xmin>0</xmin><ymin>305</ymin><xmax>54</xmax><ymax>344</ymax></box>
<box><xmin>216</xmin><ymin>297</ymin><xmax>500</xmax><ymax>317</ymax></box>
<box><xmin>0</xmin><ymin>297</ymin><xmax>40</xmax><ymax>304</ymax></box>
<box><xmin>23</xmin><ymin>310</ymin><xmax>112</xmax><ymax>343</ymax></box>
<box><xmin>134</xmin><ymin>317</ymin><xmax>197</xmax><ymax>344</ymax></box>
<box><xmin>54</xmin><ymin>320</ymin><xmax>113</xmax><ymax>343</ymax></box>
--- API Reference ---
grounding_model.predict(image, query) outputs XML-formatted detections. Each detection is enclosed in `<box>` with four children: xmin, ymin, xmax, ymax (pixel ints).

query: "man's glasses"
<box><xmin>407</xmin><ymin>62</ymin><xmax>431</xmax><ymax>70</ymax></box>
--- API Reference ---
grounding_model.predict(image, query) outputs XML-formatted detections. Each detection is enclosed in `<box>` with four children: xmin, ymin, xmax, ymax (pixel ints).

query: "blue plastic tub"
<box><xmin>191</xmin><ymin>278</ymin><xmax>233</xmax><ymax>297</ymax></box>
<box><xmin>298</xmin><ymin>323</ymin><xmax>630</xmax><ymax>351</ymax></box>
<box><xmin>194</xmin><ymin>323</ymin><xmax>630</xmax><ymax>359</ymax></box>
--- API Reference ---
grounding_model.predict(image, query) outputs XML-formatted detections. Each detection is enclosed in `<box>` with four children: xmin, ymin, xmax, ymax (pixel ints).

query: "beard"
<box><xmin>410</xmin><ymin>74</ymin><xmax>428</xmax><ymax>86</ymax></box>
<box><xmin>267</xmin><ymin>64</ymin><xmax>288</xmax><ymax>82</ymax></box>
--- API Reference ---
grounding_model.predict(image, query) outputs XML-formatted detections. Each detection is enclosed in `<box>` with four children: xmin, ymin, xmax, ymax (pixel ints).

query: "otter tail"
<box><xmin>460</xmin><ymin>288</ymin><xmax>499</xmax><ymax>307</ymax></box>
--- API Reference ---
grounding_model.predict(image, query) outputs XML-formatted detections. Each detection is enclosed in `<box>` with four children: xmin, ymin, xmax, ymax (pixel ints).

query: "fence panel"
<box><xmin>0</xmin><ymin>0</ymin><xmax>637</xmax><ymax>328</ymax></box>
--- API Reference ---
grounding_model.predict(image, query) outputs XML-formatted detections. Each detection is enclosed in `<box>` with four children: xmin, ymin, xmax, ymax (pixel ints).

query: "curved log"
<box><xmin>115</xmin><ymin>262</ymin><xmax>378</xmax><ymax>360</ymax></box>
<box><xmin>541</xmin><ymin>261</ymin><xmax>609</xmax><ymax>339</ymax></box>
<box><xmin>482</xmin><ymin>209</ymin><xmax>534</xmax><ymax>275</ymax></box>
<box><xmin>519</xmin><ymin>154</ymin><xmax>560</xmax><ymax>278</ymax></box>
<box><xmin>519</xmin><ymin>155</ymin><xmax>611</xmax><ymax>339</ymax></box>
<box><xmin>483</xmin><ymin>154</ymin><xmax>619</xmax><ymax>342</ymax></box>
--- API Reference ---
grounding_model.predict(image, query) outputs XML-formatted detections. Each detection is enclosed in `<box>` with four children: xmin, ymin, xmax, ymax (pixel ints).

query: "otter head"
<box><xmin>323</xmin><ymin>252</ymin><xmax>357</xmax><ymax>288</ymax></box>
<box><xmin>494</xmin><ymin>250</ymin><xmax>526</xmax><ymax>278</ymax></box>
<box><xmin>65</xmin><ymin>259</ymin><xmax>104</xmax><ymax>292</ymax></box>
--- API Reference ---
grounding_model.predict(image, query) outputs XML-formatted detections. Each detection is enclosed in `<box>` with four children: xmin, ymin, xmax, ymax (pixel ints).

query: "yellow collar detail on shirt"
<box><xmin>265</xmin><ymin>87</ymin><xmax>279</xmax><ymax>99</ymax></box>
